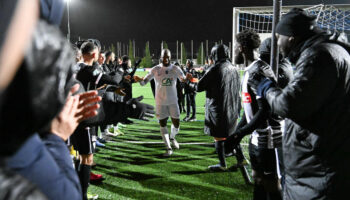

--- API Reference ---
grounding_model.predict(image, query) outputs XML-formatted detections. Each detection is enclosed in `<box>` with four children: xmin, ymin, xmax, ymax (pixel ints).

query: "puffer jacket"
<box><xmin>265</xmin><ymin>33</ymin><xmax>350</xmax><ymax>200</ymax></box>
<box><xmin>0</xmin><ymin>165</ymin><xmax>48</xmax><ymax>200</ymax></box>
<box><xmin>197</xmin><ymin>59</ymin><xmax>241</xmax><ymax>137</ymax></box>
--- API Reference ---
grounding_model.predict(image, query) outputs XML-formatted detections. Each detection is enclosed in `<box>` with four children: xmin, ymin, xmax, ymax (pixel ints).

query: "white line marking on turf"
<box><xmin>111</xmin><ymin>140</ymin><xmax>213</xmax><ymax>145</ymax></box>
<box><xmin>109</xmin><ymin>140</ymin><xmax>249</xmax><ymax>146</ymax></box>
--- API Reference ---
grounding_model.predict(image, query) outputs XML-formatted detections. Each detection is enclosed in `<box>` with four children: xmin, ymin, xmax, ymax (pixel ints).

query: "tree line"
<box><xmin>108</xmin><ymin>40</ymin><xmax>207</xmax><ymax>68</ymax></box>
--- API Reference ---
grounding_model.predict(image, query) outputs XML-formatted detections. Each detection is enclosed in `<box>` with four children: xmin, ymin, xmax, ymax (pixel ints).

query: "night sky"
<box><xmin>60</xmin><ymin>0</ymin><xmax>349</xmax><ymax>56</ymax></box>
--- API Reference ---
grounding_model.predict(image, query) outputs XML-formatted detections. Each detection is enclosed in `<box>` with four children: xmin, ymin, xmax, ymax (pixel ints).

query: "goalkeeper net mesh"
<box><xmin>233</xmin><ymin>4</ymin><xmax>350</xmax><ymax>43</ymax></box>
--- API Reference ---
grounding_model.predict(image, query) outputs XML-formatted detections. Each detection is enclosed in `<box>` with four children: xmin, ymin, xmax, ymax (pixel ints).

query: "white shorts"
<box><xmin>156</xmin><ymin>104</ymin><xmax>180</xmax><ymax>120</ymax></box>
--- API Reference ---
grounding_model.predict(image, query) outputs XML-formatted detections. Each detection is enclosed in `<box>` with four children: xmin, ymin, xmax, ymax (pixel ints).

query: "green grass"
<box><xmin>89</xmin><ymin>71</ymin><xmax>253</xmax><ymax>200</ymax></box>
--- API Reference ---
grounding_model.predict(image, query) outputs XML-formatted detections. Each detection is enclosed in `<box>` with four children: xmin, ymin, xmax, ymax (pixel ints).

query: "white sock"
<box><xmin>170</xmin><ymin>125</ymin><xmax>180</xmax><ymax>139</ymax></box>
<box><xmin>160</xmin><ymin>126</ymin><xmax>171</xmax><ymax>149</ymax></box>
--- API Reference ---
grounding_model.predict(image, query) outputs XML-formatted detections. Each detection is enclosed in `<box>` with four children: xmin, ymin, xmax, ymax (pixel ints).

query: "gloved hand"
<box><xmin>248</xmin><ymin>62</ymin><xmax>276</xmax><ymax>96</ymax></box>
<box><xmin>248</xmin><ymin>72</ymin><xmax>275</xmax><ymax>98</ymax></box>
<box><xmin>224</xmin><ymin>130</ymin><xmax>244</xmax><ymax>155</ymax></box>
<box><xmin>126</xmin><ymin>96</ymin><xmax>155</xmax><ymax>121</ymax></box>
<box><xmin>257</xmin><ymin>79</ymin><xmax>275</xmax><ymax>98</ymax></box>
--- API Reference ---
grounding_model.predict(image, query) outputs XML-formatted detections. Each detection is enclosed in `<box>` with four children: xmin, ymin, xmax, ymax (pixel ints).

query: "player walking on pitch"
<box><xmin>137</xmin><ymin>49</ymin><xmax>191</xmax><ymax>156</ymax></box>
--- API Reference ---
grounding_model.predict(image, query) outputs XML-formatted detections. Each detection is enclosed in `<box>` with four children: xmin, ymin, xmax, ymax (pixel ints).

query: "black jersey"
<box><xmin>76</xmin><ymin>62</ymin><xmax>123</xmax><ymax>91</ymax></box>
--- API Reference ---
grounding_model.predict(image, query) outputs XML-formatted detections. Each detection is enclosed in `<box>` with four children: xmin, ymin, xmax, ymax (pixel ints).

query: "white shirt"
<box><xmin>242</xmin><ymin>60</ymin><xmax>279</xmax><ymax>149</ymax></box>
<box><xmin>242</xmin><ymin>60</ymin><xmax>260</xmax><ymax>147</ymax></box>
<box><xmin>142</xmin><ymin>64</ymin><xmax>185</xmax><ymax>105</ymax></box>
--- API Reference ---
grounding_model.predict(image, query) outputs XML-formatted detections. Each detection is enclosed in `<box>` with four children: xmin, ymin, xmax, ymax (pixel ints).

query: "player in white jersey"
<box><xmin>226</xmin><ymin>30</ymin><xmax>282</xmax><ymax>200</ymax></box>
<box><xmin>138</xmin><ymin>49</ymin><xmax>191</xmax><ymax>156</ymax></box>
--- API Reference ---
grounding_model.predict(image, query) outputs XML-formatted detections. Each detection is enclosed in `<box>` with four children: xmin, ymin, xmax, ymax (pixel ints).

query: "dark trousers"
<box><xmin>249</xmin><ymin>143</ymin><xmax>282</xmax><ymax>200</ymax></box>
<box><xmin>185</xmin><ymin>93</ymin><xmax>196</xmax><ymax>117</ymax></box>
<box><xmin>178</xmin><ymin>93</ymin><xmax>185</xmax><ymax>113</ymax></box>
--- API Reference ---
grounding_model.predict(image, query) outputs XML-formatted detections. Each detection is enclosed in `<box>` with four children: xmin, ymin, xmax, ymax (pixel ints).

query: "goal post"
<box><xmin>232</xmin><ymin>4</ymin><xmax>350</xmax><ymax>63</ymax></box>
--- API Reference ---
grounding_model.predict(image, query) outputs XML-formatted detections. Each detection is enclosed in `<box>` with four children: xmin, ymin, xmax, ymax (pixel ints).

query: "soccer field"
<box><xmin>89</xmin><ymin>71</ymin><xmax>253</xmax><ymax>200</ymax></box>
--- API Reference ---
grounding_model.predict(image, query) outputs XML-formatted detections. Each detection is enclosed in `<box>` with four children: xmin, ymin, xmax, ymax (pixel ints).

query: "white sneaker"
<box><xmin>163</xmin><ymin>149</ymin><xmax>173</xmax><ymax>157</ymax></box>
<box><xmin>189</xmin><ymin>117</ymin><xmax>197</xmax><ymax>122</ymax></box>
<box><xmin>87</xmin><ymin>193</ymin><xmax>98</xmax><ymax>200</ymax></box>
<box><xmin>104</xmin><ymin>129</ymin><xmax>117</xmax><ymax>137</ymax></box>
<box><xmin>171</xmin><ymin>139</ymin><xmax>180</xmax><ymax>149</ymax></box>
<box><xmin>208</xmin><ymin>164</ymin><xmax>227</xmax><ymax>171</ymax></box>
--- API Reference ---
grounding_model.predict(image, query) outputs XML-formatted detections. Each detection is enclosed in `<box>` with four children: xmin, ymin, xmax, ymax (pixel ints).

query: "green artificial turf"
<box><xmin>89</xmin><ymin>71</ymin><xmax>253</xmax><ymax>200</ymax></box>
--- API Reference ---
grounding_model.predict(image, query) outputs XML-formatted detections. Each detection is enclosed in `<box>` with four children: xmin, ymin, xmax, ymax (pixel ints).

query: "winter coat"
<box><xmin>7</xmin><ymin>134</ymin><xmax>82</xmax><ymax>200</ymax></box>
<box><xmin>197</xmin><ymin>59</ymin><xmax>241</xmax><ymax>138</ymax></box>
<box><xmin>184</xmin><ymin>68</ymin><xmax>199</xmax><ymax>94</ymax></box>
<box><xmin>265</xmin><ymin>33</ymin><xmax>350</xmax><ymax>200</ymax></box>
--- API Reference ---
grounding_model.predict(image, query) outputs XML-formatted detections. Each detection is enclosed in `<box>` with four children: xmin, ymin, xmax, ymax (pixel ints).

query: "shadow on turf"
<box><xmin>107</xmin><ymin>171</ymin><xmax>162</xmax><ymax>181</ymax></box>
<box><xmin>95</xmin><ymin>163</ymin><xmax>115</xmax><ymax>170</ymax></box>
<box><xmin>100</xmin><ymin>156</ymin><xmax>162</xmax><ymax>166</ymax></box>
<box><xmin>173</xmin><ymin>167</ymin><xmax>239</xmax><ymax>176</ymax></box>
<box><xmin>99</xmin><ymin>182</ymin><xmax>175</xmax><ymax>199</ymax></box>
<box><xmin>96</xmin><ymin>170</ymin><xmax>251</xmax><ymax>199</ymax></box>
<box><xmin>106</xmin><ymin>143</ymin><xmax>167</xmax><ymax>155</ymax></box>
<box><xmin>134</xmin><ymin>135</ymin><xmax>162</xmax><ymax>140</ymax></box>
<box><xmin>138</xmin><ymin>175</ymin><xmax>251</xmax><ymax>198</ymax></box>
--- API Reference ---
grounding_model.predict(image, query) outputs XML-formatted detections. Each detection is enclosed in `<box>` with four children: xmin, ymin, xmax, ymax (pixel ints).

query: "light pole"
<box><xmin>65</xmin><ymin>0</ymin><xmax>71</xmax><ymax>42</ymax></box>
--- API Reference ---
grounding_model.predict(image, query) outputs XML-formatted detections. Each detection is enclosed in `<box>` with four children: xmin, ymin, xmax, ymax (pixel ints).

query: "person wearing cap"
<box><xmin>195</xmin><ymin>44</ymin><xmax>241</xmax><ymax>171</ymax></box>
<box><xmin>249</xmin><ymin>8</ymin><xmax>350</xmax><ymax>199</ymax></box>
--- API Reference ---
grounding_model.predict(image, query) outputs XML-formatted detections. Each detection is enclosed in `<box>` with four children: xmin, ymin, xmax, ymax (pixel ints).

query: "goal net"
<box><xmin>233</xmin><ymin>4</ymin><xmax>350</xmax><ymax>46</ymax></box>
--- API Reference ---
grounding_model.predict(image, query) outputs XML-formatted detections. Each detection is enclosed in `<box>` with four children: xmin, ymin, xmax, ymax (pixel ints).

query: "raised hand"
<box><xmin>115</xmin><ymin>88</ymin><xmax>126</xmax><ymax>96</ymax></box>
<box><xmin>124</xmin><ymin>75</ymin><xmax>131</xmax><ymax>82</ymax></box>
<box><xmin>186</xmin><ymin>73</ymin><xmax>193</xmax><ymax>80</ymax></box>
<box><xmin>133</xmin><ymin>75</ymin><xmax>144</xmax><ymax>83</ymax></box>
<box><xmin>50</xmin><ymin>84</ymin><xmax>101</xmax><ymax>141</ymax></box>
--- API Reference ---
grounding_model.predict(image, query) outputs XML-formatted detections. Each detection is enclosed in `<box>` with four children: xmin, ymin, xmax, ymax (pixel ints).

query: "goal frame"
<box><xmin>232</xmin><ymin>4</ymin><xmax>350</xmax><ymax>63</ymax></box>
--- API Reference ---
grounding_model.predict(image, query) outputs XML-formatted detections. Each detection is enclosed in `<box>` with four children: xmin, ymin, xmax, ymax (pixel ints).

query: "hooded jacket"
<box><xmin>265</xmin><ymin>33</ymin><xmax>350</xmax><ymax>199</ymax></box>
<box><xmin>197</xmin><ymin>59</ymin><xmax>241</xmax><ymax>137</ymax></box>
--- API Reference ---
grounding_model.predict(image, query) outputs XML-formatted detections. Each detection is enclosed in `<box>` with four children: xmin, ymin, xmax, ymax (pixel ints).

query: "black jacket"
<box><xmin>76</xmin><ymin>63</ymin><xmax>123</xmax><ymax>91</ymax></box>
<box><xmin>184</xmin><ymin>68</ymin><xmax>198</xmax><ymax>94</ymax></box>
<box><xmin>197</xmin><ymin>59</ymin><xmax>241</xmax><ymax>137</ymax></box>
<box><xmin>103</xmin><ymin>63</ymin><xmax>114</xmax><ymax>73</ymax></box>
<box><xmin>265</xmin><ymin>33</ymin><xmax>350</xmax><ymax>199</ymax></box>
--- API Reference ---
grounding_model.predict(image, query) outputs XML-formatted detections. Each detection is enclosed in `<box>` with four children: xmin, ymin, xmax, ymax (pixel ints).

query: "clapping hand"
<box><xmin>50</xmin><ymin>84</ymin><xmax>101</xmax><ymax>141</ymax></box>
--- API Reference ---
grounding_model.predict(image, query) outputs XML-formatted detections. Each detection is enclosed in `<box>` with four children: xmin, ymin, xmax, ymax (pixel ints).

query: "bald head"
<box><xmin>161</xmin><ymin>49</ymin><xmax>171</xmax><ymax>67</ymax></box>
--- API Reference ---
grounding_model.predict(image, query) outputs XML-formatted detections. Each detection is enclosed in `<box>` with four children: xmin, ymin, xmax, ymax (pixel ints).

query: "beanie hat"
<box><xmin>276</xmin><ymin>8</ymin><xmax>316</xmax><ymax>37</ymax></box>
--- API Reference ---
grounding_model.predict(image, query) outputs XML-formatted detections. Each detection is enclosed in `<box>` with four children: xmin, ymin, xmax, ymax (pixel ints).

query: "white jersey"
<box><xmin>143</xmin><ymin>64</ymin><xmax>185</xmax><ymax>105</ymax></box>
<box><xmin>242</xmin><ymin>61</ymin><xmax>259</xmax><ymax>147</ymax></box>
<box><xmin>242</xmin><ymin>60</ymin><xmax>281</xmax><ymax>149</ymax></box>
